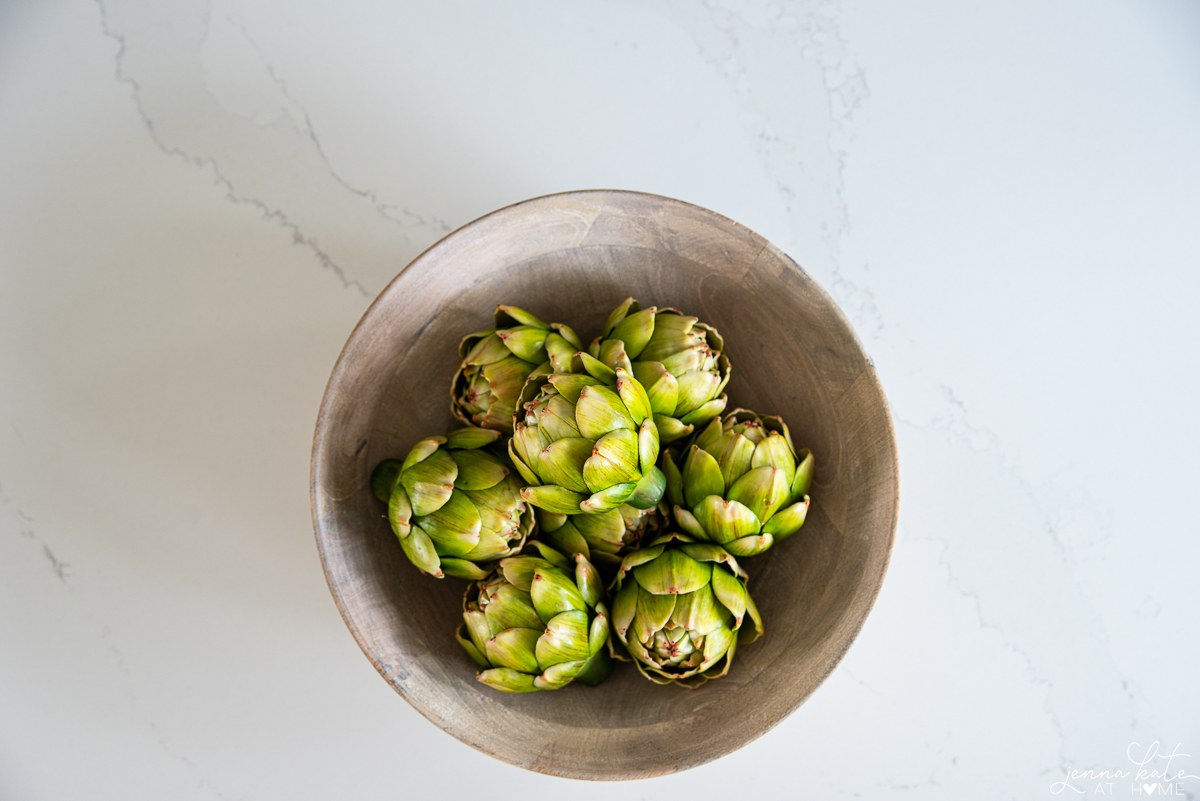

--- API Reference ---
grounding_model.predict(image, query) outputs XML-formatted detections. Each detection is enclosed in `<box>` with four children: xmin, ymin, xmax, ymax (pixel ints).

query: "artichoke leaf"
<box><xmin>632</xmin><ymin>548</ymin><xmax>711</xmax><ymax>596</ymax></box>
<box><xmin>535</xmin><ymin>610</ymin><xmax>591</xmax><ymax>667</ymax></box>
<box><xmin>487</xmin><ymin>627</ymin><xmax>541</xmax><ymax>674</ymax></box>
<box><xmin>682</xmin><ymin>445</ymin><xmax>725</xmax><ymax>510</ymax></box>
<box><xmin>530</xmin><ymin>568</ymin><xmax>588</xmax><ymax>621</ymax></box>
<box><xmin>400</xmin><ymin>449</ymin><xmax>458</xmax><ymax>516</ymax></box>
<box><xmin>575</xmin><ymin>385</ymin><xmax>637</xmax><ymax>440</ymax></box>
<box><xmin>520</xmin><ymin>485</ymin><xmax>588</xmax><ymax>515</ymax></box>
<box><xmin>443</xmin><ymin>426</ymin><xmax>502</xmax><ymax>450</ymax></box>
<box><xmin>477</xmin><ymin>668</ymin><xmax>539</xmax><ymax>693</ymax></box>
<box><xmin>694</xmin><ymin>496</ymin><xmax>761</xmax><ymax>546</ymax></box>
<box><xmin>448</xmin><ymin>449</ymin><xmax>508</xmax><ymax>491</ymax></box>
<box><xmin>538</xmin><ymin>437</ymin><xmax>593</xmax><ymax>494</ymax></box>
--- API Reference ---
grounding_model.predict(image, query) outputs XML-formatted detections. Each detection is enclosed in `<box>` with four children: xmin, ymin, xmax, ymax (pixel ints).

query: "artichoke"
<box><xmin>581</xmin><ymin>297</ymin><xmax>730</xmax><ymax>443</ymax></box>
<box><xmin>534</xmin><ymin>505</ymin><xmax>662</xmax><ymax>569</ymax></box>
<box><xmin>611</xmin><ymin>531</ymin><xmax>762</xmax><ymax>687</ymax></box>
<box><xmin>508</xmin><ymin>370</ymin><xmax>666</xmax><ymax>514</ymax></box>
<box><xmin>662</xmin><ymin>409</ymin><xmax>813</xmax><ymax>558</ymax></box>
<box><xmin>452</xmin><ymin>305</ymin><xmax>583</xmax><ymax>433</ymax></box>
<box><xmin>370</xmin><ymin>427</ymin><xmax>533</xmax><ymax>580</ymax></box>
<box><xmin>456</xmin><ymin>543</ymin><xmax>613</xmax><ymax>692</ymax></box>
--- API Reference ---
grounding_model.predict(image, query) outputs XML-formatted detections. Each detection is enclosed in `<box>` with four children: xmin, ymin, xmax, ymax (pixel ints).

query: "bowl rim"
<box><xmin>310</xmin><ymin>188</ymin><xmax>900</xmax><ymax>779</ymax></box>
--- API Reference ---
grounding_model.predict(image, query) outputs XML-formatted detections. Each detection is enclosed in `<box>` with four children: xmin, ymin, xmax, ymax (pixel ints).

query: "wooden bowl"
<box><xmin>310</xmin><ymin>190</ymin><xmax>899</xmax><ymax>780</ymax></box>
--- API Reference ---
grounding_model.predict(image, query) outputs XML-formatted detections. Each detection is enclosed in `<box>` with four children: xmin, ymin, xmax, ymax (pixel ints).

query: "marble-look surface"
<box><xmin>2</xmin><ymin>1</ymin><xmax>1197</xmax><ymax>798</ymax></box>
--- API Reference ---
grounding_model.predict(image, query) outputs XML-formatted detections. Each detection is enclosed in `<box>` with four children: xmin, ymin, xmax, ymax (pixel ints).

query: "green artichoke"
<box><xmin>662</xmin><ymin>409</ymin><xmax>813</xmax><ymax>558</ymax></box>
<box><xmin>580</xmin><ymin>297</ymin><xmax>730</xmax><ymax>443</ymax></box>
<box><xmin>456</xmin><ymin>543</ymin><xmax>613</xmax><ymax>692</ymax></box>
<box><xmin>508</xmin><ymin>370</ymin><xmax>666</xmax><ymax>514</ymax></box>
<box><xmin>452</xmin><ymin>305</ymin><xmax>583</xmax><ymax>433</ymax></box>
<box><xmin>371</xmin><ymin>427</ymin><xmax>533</xmax><ymax>580</ymax></box>
<box><xmin>534</xmin><ymin>505</ymin><xmax>662</xmax><ymax>569</ymax></box>
<box><xmin>611</xmin><ymin>531</ymin><xmax>762</xmax><ymax>687</ymax></box>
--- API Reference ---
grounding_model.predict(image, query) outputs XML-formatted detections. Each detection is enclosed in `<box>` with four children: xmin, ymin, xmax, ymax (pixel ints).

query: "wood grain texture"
<box><xmin>310</xmin><ymin>190</ymin><xmax>899</xmax><ymax>780</ymax></box>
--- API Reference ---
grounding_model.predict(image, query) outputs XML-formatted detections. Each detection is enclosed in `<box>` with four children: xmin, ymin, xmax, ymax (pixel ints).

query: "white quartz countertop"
<box><xmin>2</xmin><ymin>1</ymin><xmax>1198</xmax><ymax>798</ymax></box>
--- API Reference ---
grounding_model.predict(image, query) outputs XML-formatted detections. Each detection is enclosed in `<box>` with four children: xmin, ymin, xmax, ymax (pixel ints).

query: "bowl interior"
<box><xmin>311</xmin><ymin>190</ymin><xmax>898</xmax><ymax>780</ymax></box>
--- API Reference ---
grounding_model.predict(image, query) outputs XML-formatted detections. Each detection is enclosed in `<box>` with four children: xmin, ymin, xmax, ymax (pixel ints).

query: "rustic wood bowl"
<box><xmin>311</xmin><ymin>190</ymin><xmax>899</xmax><ymax>780</ymax></box>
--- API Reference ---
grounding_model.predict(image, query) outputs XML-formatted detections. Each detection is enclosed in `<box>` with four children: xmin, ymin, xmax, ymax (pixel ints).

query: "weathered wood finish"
<box><xmin>310</xmin><ymin>190</ymin><xmax>899</xmax><ymax>780</ymax></box>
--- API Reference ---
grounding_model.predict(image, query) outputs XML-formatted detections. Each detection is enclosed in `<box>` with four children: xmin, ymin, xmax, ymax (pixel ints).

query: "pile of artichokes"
<box><xmin>371</xmin><ymin>298</ymin><xmax>813</xmax><ymax>692</ymax></box>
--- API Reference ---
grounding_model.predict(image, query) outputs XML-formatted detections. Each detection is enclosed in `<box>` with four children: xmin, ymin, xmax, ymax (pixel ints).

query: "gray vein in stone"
<box><xmin>93</xmin><ymin>0</ymin><xmax>436</xmax><ymax>298</ymax></box>
<box><xmin>42</xmin><ymin>544</ymin><xmax>71</xmax><ymax>583</ymax></box>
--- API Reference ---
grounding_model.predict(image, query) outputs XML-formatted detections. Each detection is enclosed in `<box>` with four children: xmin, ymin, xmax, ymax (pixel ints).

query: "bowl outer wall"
<box><xmin>310</xmin><ymin>189</ymin><xmax>899</xmax><ymax>780</ymax></box>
